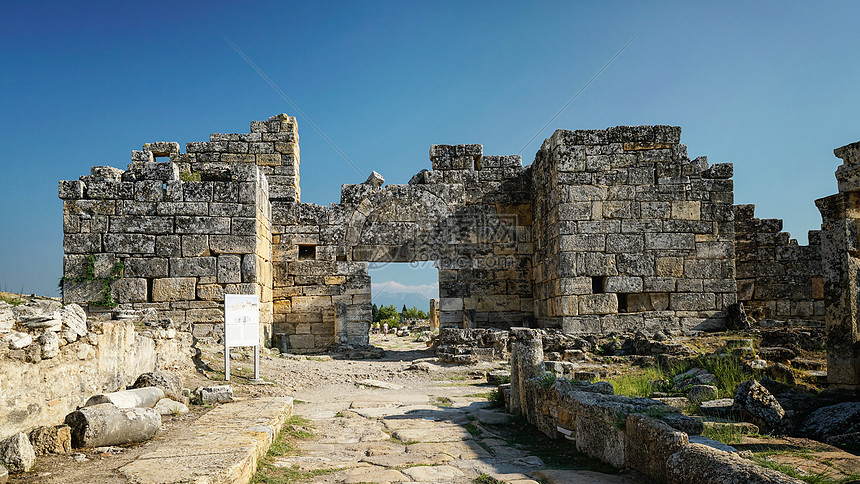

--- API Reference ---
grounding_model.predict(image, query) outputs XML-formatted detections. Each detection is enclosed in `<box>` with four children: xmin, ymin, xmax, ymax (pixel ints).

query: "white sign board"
<box><xmin>224</xmin><ymin>294</ymin><xmax>260</xmax><ymax>348</ymax></box>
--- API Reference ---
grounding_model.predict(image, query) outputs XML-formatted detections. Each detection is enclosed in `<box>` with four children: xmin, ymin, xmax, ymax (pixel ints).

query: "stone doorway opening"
<box><xmin>369</xmin><ymin>261</ymin><xmax>438</xmax><ymax>340</ymax></box>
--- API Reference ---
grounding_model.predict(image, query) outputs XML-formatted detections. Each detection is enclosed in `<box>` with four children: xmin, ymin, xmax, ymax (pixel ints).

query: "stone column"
<box><xmin>510</xmin><ymin>328</ymin><xmax>544</xmax><ymax>419</ymax></box>
<box><xmin>429</xmin><ymin>299</ymin><xmax>440</xmax><ymax>332</ymax></box>
<box><xmin>815</xmin><ymin>141</ymin><xmax>860</xmax><ymax>390</ymax></box>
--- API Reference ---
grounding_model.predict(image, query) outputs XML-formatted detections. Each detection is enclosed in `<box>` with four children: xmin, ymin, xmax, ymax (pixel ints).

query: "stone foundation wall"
<box><xmin>0</xmin><ymin>307</ymin><xmax>194</xmax><ymax>440</ymax></box>
<box><xmin>532</xmin><ymin>127</ymin><xmax>737</xmax><ymax>334</ymax></box>
<box><xmin>733</xmin><ymin>204</ymin><xmax>824</xmax><ymax>321</ymax></box>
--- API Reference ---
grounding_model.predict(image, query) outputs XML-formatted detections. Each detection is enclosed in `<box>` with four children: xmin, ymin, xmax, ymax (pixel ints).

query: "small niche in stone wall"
<box><xmin>591</xmin><ymin>276</ymin><xmax>606</xmax><ymax>294</ymax></box>
<box><xmin>617</xmin><ymin>293</ymin><xmax>628</xmax><ymax>313</ymax></box>
<box><xmin>298</xmin><ymin>244</ymin><xmax>316</xmax><ymax>260</ymax></box>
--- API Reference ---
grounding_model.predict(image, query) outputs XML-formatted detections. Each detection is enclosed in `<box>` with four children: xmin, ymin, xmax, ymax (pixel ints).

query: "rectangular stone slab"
<box><xmin>119</xmin><ymin>397</ymin><xmax>293</xmax><ymax>484</ymax></box>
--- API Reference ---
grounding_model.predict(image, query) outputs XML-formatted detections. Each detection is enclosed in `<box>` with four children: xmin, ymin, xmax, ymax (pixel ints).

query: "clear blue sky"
<box><xmin>2</xmin><ymin>1</ymin><xmax>859</xmax><ymax>297</ymax></box>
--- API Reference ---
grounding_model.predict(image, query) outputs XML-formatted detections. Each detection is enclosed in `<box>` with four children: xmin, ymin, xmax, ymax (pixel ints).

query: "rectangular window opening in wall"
<box><xmin>591</xmin><ymin>276</ymin><xmax>605</xmax><ymax>294</ymax></box>
<box><xmin>298</xmin><ymin>244</ymin><xmax>316</xmax><ymax>260</ymax></box>
<box><xmin>618</xmin><ymin>293</ymin><xmax>628</xmax><ymax>313</ymax></box>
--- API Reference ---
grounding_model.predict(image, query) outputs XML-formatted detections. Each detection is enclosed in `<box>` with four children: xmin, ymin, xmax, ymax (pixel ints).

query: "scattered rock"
<box><xmin>407</xmin><ymin>361</ymin><xmax>431</xmax><ymax>372</ymax></box>
<box><xmin>194</xmin><ymin>385</ymin><xmax>233</xmax><ymax>404</ymax></box>
<box><xmin>731</xmin><ymin>380</ymin><xmax>785</xmax><ymax>434</ymax></box>
<box><xmin>0</xmin><ymin>303</ymin><xmax>13</xmax><ymax>333</ymax></box>
<box><xmin>758</xmin><ymin>347</ymin><xmax>796</xmax><ymax>363</ymax></box>
<box><xmin>825</xmin><ymin>431</ymin><xmax>860</xmax><ymax>448</ymax></box>
<box><xmin>764</xmin><ymin>363</ymin><xmax>796</xmax><ymax>384</ymax></box>
<box><xmin>0</xmin><ymin>433</ymin><xmax>35</xmax><ymax>472</ymax></box>
<box><xmin>38</xmin><ymin>331</ymin><xmax>59</xmax><ymax>359</ymax></box>
<box><xmin>131</xmin><ymin>370</ymin><xmax>185</xmax><ymax>403</ymax></box>
<box><xmin>723</xmin><ymin>303</ymin><xmax>749</xmax><ymax>331</ymax></box>
<box><xmin>0</xmin><ymin>463</ymin><xmax>6</xmax><ymax>483</ymax></box>
<box><xmin>666</xmin><ymin>443</ymin><xmax>805</xmax><ymax>484</ymax></box>
<box><xmin>5</xmin><ymin>332</ymin><xmax>32</xmax><ymax>350</ymax></box>
<box><xmin>11</xmin><ymin>299</ymin><xmax>61</xmax><ymax>322</ymax></box>
<box><xmin>699</xmin><ymin>398</ymin><xmax>734</xmax><ymax>418</ymax></box>
<box><xmin>154</xmin><ymin>398</ymin><xmax>190</xmax><ymax>416</ymax></box>
<box><xmin>800</xmin><ymin>402</ymin><xmax>860</xmax><ymax>441</ymax></box>
<box><xmin>672</xmin><ymin>368</ymin><xmax>716</xmax><ymax>392</ymax></box>
<box><xmin>747</xmin><ymin>359</ymin><xmax>767</xmax><ymax>370</ymax></box>
<box><xmin>702</xmin><ymin>421</ymin><xmax>759</xmax><ymax>436</ymax></box>
<box><xmin>687</xmin><ymin>385</ymin><xmax>719</xmax><ymax>404</ymax></box>
<box><xmin>20</xmin><ymin>311</ymin><xmax>62</xmax><ymax>331</ymax></box>
<box><xmin>28</xmin><ymin>425</ymin><xmax>72</xmax><ymax>455</ymax></box>
<box><xmin>60</xmin><ymin>304</ymin><xmax>88</xmax><ymax>337</ymax></box>
<box><xmin>357</xmin><ymin>379</ymin><xmax>404</xmax><ymax>390</ymax></box>
<box><xmin>65</xmin><ymin>404</ymin><xmax>161</xmax><ymax>448</ymax></box>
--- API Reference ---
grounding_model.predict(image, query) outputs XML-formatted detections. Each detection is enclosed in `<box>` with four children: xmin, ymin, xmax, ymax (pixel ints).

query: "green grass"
<box><xmin>696</xmin><ymin>354</ymin><xmax>760</xmax><ymax>398</ymax></box>
<box><xmin>702</xmin><ymin>423</ymin><xmax>758</xmax><ymax>445</ymax></box>
<box><xmin>751</xmin><ymin>456</ymin><xmax>860</xmax><ymax>484</ymax></box>
<box><xmin>462</xmin><ymin>422</ymin><xmax>483</xmax><ymax>436</ymax></box>
<box><xmin>0</xmin><ymin>293</ymin><xmax>25</xmax><ymax>306</ymax></box>
<box><xmin>432</xmin><ymin>396</ymin><xmax>453</xmax><ymax>408</ymax></box>
<box><xmin>474</xmin><ymin>474</ymin><xmax>506</xmax><ymax>484</ymax></box>
<box><xmin>251</xmin><ymin>416</ymin><xmax>339</xmax><ymax>483</ymax></box>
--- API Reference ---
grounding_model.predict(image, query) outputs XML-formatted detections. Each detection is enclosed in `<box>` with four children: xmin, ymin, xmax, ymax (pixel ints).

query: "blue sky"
<box><xmin>2</xmin><ymin>1</ymin><xmax>859</xmax><ymax>297</ymax></box>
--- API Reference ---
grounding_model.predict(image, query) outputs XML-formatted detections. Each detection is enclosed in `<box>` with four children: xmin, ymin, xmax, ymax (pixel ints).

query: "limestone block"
<box><xmin>169</xmin><ymin>257</ymin><xmax>216</xmax><ymax>277</ymax></box>
<box><xmin>241</xmin><ymin>254</ymin><xmax>258</xmax><ymax>282</ymax></box>
<box><xmin>152</xmin><ymin>278</ymin><xmax>196</xmax><ymax>302</ymax></box>
<box><xmin>209</xmin><ymin>235</ymin><xmax>256</xmax><ymax>253</ymax></box>
<box><xmin>142</xmin><ymin>142</ymin><xmax>180</xmax><ymax>157</ymax></box>
<box><xmin>28</xmin><ymin>425</ymin><xmax>72</xmax><ymax>455</ymax></box>
<box><xmin>175</xmin><ymin>216</ymin><xmax>231</xmax><ymax>234</ymax></box>
<box><xmin>197</xmin><ymin>284</ymin><xmax>224</xmax><ymax>301</ymax></box>
<box><xmin>181</xmin><ymin>235</ymin><xmax>209</xmax><ymax>257</ymax></box>
<box><xmin>111</xmin><ymin>278</ymin><xmax>148</xmax><ymax>303</ymax></box>
<box><xmin>289</xmin><ymin>334</ymin><xmax>315</xmax><ymax>349</ymax></box>
<box><xmin>5</xmin><ymin>332</ymin><xmax>32</xmax><ymax>350</ymax></box>
<box><xmin>186</xmin><ymin>308</ymin><xmax>222</xmax><ymax>322</ymax></box>
<box><xmin>104</xmin><ymin>234</ymin><xmax>155</xmax><ymax>254</ymax></box>
<box><xmin>606</xmin><ymin>234</ymin><xmax>643</xmax><ymax>253</ymax></box>
<box><xmin>670</xmin><ymin>293</ymin><xmax>716</xmax><ymax>311</ymax></box>
<box><xmin>671</xmin><ymin>201</ymin><xmax>701</xmax><ymax>220</ymax></box>
<box><xmin>154</xmin><ymin>399</ymin><xmax>189</xmax><ymax>415</ymax></box>
<box><xmin>579</xmin><ymin>294</ymin><xmax>618</xmax><ymax>315</ymax></box>
<box><xmin>86</xmin><ymin>181</ymin><xmax>134</xmax><ymax>199</ymax></box>
<box><xmin>39</xmin><ymin>332</ymin><xmax>59</xmax><ymax>359</ymax></box>
<box><xmin>231</xmin><ymin>217</ymin><xmax>256</xmax><ymax>235</ymax></box>
<box><xmin>58</xmin><ymin>180</ymin><xmax>85</xmax><ymax>199</ymax></box>
<box><xmin>156</xmin><ymin>201</ymin><xmax>208</xmax><ymax>216</ymax></box>
<box><xmin>156</xmin><ymin>235</ymin><xmax>181</xmax><ymax>257</ymax></box>
<box><xmin>0</xmin><ymin>433</ymin><xmax>35</xmax><ymax>472</ymax></box>
<box><xmin>134</xmin><ymin>180</ymin><xmax>163</xmax><ymax>202</ymax></box>
<box><xmin>217</xmin><ymin>255</ymin><xmax>242</xmax><ymax>283</ymax></box>
<box><xmin>624</xmin><ymin>414</ymin><xmax>688</xmax><ymax>481</ymax></box>
<box><xmin>124</xmin><ymin>258</ymin><xmax>168</xmax><ymax>278</ymax></box>
<box><xmin>63</xmin><ymin>234</ymin><xmax>102</xmax><ymax>254</ymax></box>
<box><xmin>196</xmin><ymin>386</ymin><xmax>233</xmax><ymax>403</ymax></box>
<box><xmin>644</xmin><ymin>233</ymin><xmax>695</xmax><ymax>250</ymax></box>
<box><xmin>605</xmin><ymin>277</ymin><xmax>643</xmax><ymax>293</ymax></box>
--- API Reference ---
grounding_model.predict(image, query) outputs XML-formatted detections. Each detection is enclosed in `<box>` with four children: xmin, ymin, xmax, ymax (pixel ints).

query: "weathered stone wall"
<box><xmin>59</xmin><ymin>117</ymin><xmax>286</xmax><ymax>342</ymax></box>
<box><xmin>733</xmin><ymin>204</ymin><xmax>824</xmax><ymax>321</ymax></box>
<box><xmin>816</xmin><ymin>141</ymin><xmax>860</xmax><ymax>389</ymax></box>
<box><xmin>532</xmin><ymin>127</ymin><xmax>737</xmax><ymax>333</ymax></box>
<box><xmin>0</xmin><ymin>302</ymin><xmax>194</xmax><ymax>440</ymax></box>
<box><xmin>270</xmin><ymin>145</ymin><xmax>534</xmax><ymax>352</ymax></box>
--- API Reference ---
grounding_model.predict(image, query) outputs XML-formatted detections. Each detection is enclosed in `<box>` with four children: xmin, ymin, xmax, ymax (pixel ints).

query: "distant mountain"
<box><xmin>372</xmin><ymin>291</ymin><xmax>432</xmax><ymax>312</ymax></box>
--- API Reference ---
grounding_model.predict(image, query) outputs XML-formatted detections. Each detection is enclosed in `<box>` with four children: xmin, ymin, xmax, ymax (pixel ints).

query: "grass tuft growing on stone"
<box><xmin>251</xmin><ymin>415</ymin><xmax>337</xmax><ymax>483</ymax></box>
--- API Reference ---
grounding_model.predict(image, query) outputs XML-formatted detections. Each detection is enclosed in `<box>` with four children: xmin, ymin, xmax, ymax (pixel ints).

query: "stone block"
<box><xmin>605</xmin><ymin>277</ymin><xmax>643</xmax><ymax>293</ymax></box>
<box><xmin>59</xmin><ymin>180</ymin><xmax>85</xmax><ymax>199</ymax></box>
<box><xmin>181</xmin><ymin>235</ymin><xmax>209</xmax><ymax>257</ymax></box>
<box><xmin>142</xmin><ymin>142</ymin><xmax>180</xmax><ymax>156</ymax></box>
<box><xmin>124</xmin><ymin>258</ymin><xmax>168</xmax><ymax>278</ymax></box>
<box><xmin>624</xmin><ymin>414</ymin><xmax>688</xmax><ymax>481</ymax></box>
<box><xmin>217</xmin><ymin>255</ymin><xmax>242</xmax><ymax>283</ymax></box>
<box><xmin>169</xmin><ymin>257</ymin><xmax>216</xmax><ymax>277</ymax></box>
<box><xmin>671</xmin><ymin>201</ymin><xmax>701</xmax><ymax>220</ymax></box>
<box><xmin>579</xmin><ymin>294</ymin><xmax>618</xmax><ymax>315</ymax></box>
<box><xmin>175</xmin><ymin>216</ymin><xmax>231</xmax><ymax>234</ymax></box>
<box><xmin>28</xmin><ymin>425</ymin><xmax>71</xmax><ymax>455</ymax></box>
<box><xmin>0</xmin><ymin>433</ymin><xmax>35</xmax><ymax>472</ymax></box>
<box><xmin>111</xmin><ymin>278</ymin><xmax>148</xmax><ymax>303</ymax></box>
<box><xmin>63</xmin><ymin>234</ymin><xmax>102</xmax><ymax>254</ymax></box>
<box><xmin>645</xmin><ymin>233</ymin><xmax>695</xmax><ymax>250</ymax></box>
<box><xmin>209</xmin><ymin>235</ymin><xmax>256</xmax><ymax>253</ymax></box>
<box><xmin>156</xmin><ymin>235</ymin><xmax>181</xmax><ymax>257</ymax></box>
<box><xmin>670</xmin><ymin>293</ymin><xmax>715</xmax><ymax>311</ymax></box>
<box><xmin>195</xmin><ymin>386</ymin><xmax>233</xmax><ymax>403</ymax></box>
<box><xmin>104</xmin><ymin>234</ymin><xmax>155</xmax><ymax>254</ymax></box>
<box><xmin>152</xmin><ymin>278</ymin><xmax>196</xmax><ymax>302</ymax></box>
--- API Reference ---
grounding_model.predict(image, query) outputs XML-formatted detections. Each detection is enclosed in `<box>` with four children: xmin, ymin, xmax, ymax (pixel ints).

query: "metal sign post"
<box><xmin>224</xmin><ymin>294</ymin><xmax>260</xmax><ymax>382</ymax></box>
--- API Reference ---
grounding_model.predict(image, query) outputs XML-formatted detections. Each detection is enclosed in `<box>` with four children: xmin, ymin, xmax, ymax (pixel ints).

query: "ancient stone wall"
<box><xmin>58</xmin><ymin>115</ymin><xmax>291</xmax><ymax>342</ymax></box>
<box><xmin>0</xmin><ymin>301</ymin><xmax>194</xmax><ymax>440</ymax></box>
<box><xmin>733</xmin><ymin>204</ymin><xmax>824</xmax><ymax>321</ymax></box>
<box><xmin>532</xmin><ymin>127</ymin><xmax>737</xmax><ymax>333</ymax></box>
<box><xmin>269</xmin><ymin>144</ymin><xmax>534</xmax><ymax>352</ymax></box>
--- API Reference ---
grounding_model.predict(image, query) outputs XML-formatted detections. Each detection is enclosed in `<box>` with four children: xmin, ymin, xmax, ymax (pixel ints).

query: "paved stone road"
<box><xmin>275</xmin><ymin>334</ymin><xmax>644</xmax><ymax>484</ymax></box>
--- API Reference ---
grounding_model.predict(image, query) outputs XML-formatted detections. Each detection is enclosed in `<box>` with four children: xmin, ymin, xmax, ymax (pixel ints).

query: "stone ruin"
<box><xmin>58</xmin><ymin>114</ymin><xmax>860</xmax><ymax>389</ymax></box>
